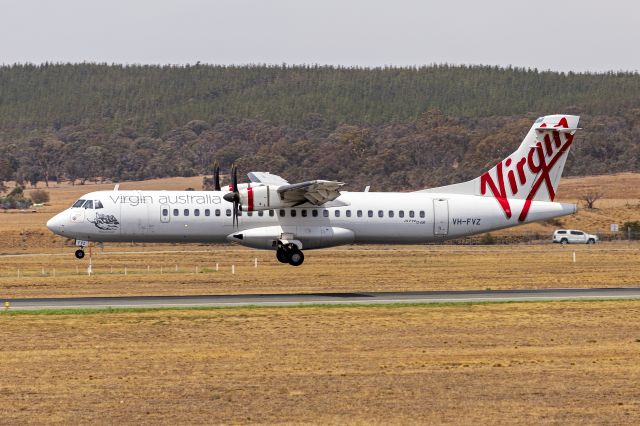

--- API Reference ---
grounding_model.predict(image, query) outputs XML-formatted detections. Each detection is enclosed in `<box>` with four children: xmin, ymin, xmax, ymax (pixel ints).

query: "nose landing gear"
<box><xmin>276</xmin><ymin>243</ymin><xmax>305</xmax><ymax>266</ymax></box>
<box><xmin>75</xmin><ymin>249</ymin><xmax>85</xmax><ymax>259</ymax></box>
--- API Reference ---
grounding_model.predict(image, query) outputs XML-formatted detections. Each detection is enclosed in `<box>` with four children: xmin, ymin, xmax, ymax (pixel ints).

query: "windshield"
<box><xmin>83</xmin><ymin>200</ymin><xmax>94</xmax><ymax>209</ymax></box>
<box><xmin>72</xmin><ymin>199</ymin><xmax>86</xmax><ymax>208</ymax></box>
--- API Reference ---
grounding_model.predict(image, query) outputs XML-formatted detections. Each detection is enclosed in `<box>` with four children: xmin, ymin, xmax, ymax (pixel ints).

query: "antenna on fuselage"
<box><xmin>114</xmin><ymin>184</ymin><xmax>120</xmax><ymax>191</ymax></box>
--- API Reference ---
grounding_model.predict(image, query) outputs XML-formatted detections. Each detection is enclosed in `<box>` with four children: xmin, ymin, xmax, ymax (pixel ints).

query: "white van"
<box><xmin>553</xmin><ymin>229</ymin><xmax>598</xmax><ymax>244</ymax></box>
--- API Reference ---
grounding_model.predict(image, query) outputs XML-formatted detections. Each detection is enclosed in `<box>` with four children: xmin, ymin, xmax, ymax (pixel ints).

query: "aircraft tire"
<box><xmin>75</xmin><ymin>249</ymin><xmax>85</xmax><ymax>259</ymax></box>
<box><xmin>276</xmin><ymin>248</ymin><xmax>290</xmax><ymax>263</ymax></box>
<box><xmin>288</xmin><ymin>249</ymin><xmax>304</xmax><ymax>266</ymax></box>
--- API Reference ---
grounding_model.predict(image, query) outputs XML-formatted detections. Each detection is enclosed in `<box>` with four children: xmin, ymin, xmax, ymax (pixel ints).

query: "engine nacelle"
<box><xmin>239</xmin><ymin>185</ymin><xmax>289</xmax><ymax>211</ymax></box>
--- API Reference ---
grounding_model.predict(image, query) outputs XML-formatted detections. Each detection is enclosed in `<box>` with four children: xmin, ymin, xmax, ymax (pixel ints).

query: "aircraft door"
<box><xmin>160</xmin><ymin>205</ymin><xmax>170</xmax><ymax>223</ymax></box>
<box><xmin>433</xmin><ymin>199</ymin><xmax>449</xmax><ymax>236</ymax></box>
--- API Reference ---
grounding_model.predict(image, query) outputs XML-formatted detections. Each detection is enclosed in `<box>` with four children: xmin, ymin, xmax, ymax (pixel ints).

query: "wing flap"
<box><xmin>277</xmin><ymin>180</ymin><xmax>345</xmax><ymax>206</ymax></box>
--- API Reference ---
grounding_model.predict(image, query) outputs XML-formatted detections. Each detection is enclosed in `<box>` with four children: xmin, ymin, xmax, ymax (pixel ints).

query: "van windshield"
<box><xmin>72</xmin><ymin>199</ymin><xmax>86</xmax><ymax>208</ymax></box>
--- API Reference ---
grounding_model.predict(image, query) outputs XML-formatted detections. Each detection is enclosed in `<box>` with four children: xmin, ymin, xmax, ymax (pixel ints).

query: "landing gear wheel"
<box><xmin>75</xmin><ymin>249</ymin><xmax>85</xmax><ymax>259</ymax></box>
<box><xmin>288</xmin><ymin>249</ymin><xmax>304</xmax><ymax>266</ymax></box>
<box><xmin>276</xmin><ymin>248</ymin><xmax>290</xmax><ymax>263</ymax></box>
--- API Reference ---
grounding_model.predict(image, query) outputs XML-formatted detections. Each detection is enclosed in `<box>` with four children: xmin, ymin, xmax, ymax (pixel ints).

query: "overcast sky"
<box><xmin>1</xmin><ymin>0</ymin><xmax>638</xmax><ymax>72</ymax></box>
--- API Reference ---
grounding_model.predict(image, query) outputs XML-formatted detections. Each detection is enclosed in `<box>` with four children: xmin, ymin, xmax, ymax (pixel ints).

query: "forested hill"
<box><xmin>2</xmin><ymin>63</ymin><xmax>640</xmax><ymax>132</ymax></box>
<box><xmin>0</xmin><ymin>64</ymin><xmax>639</xmax><ymax>191</ymax></box>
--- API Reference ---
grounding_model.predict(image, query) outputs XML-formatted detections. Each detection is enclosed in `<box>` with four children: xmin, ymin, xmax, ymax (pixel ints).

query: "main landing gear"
<box><xmin>276</xmin><ymin>243</ymin><xmax>305</xmax><ymax>266</ymax></box>
<box><xmin>75</xmin><ymin>249</ymin><xmax>85</xmax><ymax>259</ymax></box>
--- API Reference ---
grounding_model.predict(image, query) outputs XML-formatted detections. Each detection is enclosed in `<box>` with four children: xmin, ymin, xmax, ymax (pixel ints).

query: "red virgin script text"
<box><xmin>480</xmin><ymin>117</ymin><xmax>574</xmax><ymax>222</ymax></box>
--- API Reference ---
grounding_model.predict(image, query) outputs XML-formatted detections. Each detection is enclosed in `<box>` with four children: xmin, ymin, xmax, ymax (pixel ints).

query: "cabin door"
<box><xmin>433</xmin><ymin>199</ymin><xmax>449</xmax><ymax>236</ymax></box>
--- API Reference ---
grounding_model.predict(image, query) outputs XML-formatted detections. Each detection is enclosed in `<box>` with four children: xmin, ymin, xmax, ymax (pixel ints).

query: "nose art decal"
<box><xmin>88</xmin><ymin>213</ymin><xmax>120</xmax><ymax>231</ymax></box>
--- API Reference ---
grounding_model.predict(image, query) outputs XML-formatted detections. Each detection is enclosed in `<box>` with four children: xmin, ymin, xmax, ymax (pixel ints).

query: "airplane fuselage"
<box><xmin>47</xmin><ymin>189</ymin><xmax>576</xmax><ymax>250</ymax></box>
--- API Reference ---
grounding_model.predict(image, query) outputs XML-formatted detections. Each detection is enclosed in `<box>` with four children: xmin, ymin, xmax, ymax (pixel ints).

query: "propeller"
<box><xmin>222</xmin><ymin>164</ymin><xmax>240</xmax><ymax>228</ymax></box>
<box><xmin>213</xmin><ymin>160</ymin><xmax>221</xmax><ymax>191</ymax></box>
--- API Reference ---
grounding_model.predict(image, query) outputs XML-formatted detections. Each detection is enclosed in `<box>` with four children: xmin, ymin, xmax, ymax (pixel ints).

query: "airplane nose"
<box><xmin>46</xmin><ymin>213</ymin><xmax>65</xmax><ymax>235</ymax></box>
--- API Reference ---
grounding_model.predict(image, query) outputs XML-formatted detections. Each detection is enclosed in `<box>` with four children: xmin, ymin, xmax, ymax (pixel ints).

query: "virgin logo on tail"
<box><xmin>480</xmin><ymin>117</ymin><xmax>573</xmax><ymax>222</ymax></box>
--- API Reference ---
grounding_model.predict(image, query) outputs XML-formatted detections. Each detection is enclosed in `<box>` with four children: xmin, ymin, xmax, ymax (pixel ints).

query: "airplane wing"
<box><xmin>247</xmin><ymin>172</ymin><xmax>289</xmax><ymax>186</ymax></box>
<box><xmin>277</xmin><ymin>180</ymin><xmax>345</xmax><ymax>206</ymax></box>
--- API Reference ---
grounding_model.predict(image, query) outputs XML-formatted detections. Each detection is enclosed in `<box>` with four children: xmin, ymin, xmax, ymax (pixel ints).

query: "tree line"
<box><xmin>0</xmin><ymin>63</ymin><xmax>639</xmax><ymax>192</ymax></box>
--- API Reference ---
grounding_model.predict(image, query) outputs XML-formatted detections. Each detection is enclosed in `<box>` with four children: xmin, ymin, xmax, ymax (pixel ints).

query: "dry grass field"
<box><xmin>0</xmin><ymin>173</ymin><xmax>637</xmax><ymax>299</ymax></box>
<box><xmin>1</xmin><ymin>301</ymin><xmax>640</xmax><ymax>424</ymax></box>
<box><xmin>0</xmin><ymin>244</ymin><xmax>639</xmax><ymax>299</ymax></box>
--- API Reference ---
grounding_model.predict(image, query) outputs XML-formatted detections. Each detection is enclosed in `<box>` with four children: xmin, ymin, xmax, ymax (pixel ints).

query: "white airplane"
<box><xmin>47</xmin><ymin>114</ymin><xmax>580</xmax><ymax>266</ymax></box>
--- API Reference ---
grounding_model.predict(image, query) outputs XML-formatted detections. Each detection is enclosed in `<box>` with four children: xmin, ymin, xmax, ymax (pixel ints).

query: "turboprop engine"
<box><xmin>238</xmin><ymin>185</ymin><xmax>291</xmax><ymax>211</ymax></box>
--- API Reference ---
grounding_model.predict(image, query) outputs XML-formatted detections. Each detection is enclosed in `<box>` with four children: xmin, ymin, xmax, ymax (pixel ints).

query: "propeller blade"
<box><xmin>232</xmin><ymin>164</ymin><xmax>239</xmax><ymax>228</ymax></box>
<box><xmin>213</xmin><ymin>160</ymin><xmax>221</xmax><ymax>191</ymax></box>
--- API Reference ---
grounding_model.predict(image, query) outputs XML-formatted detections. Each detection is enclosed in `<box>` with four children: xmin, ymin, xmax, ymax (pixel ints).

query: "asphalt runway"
<box><xmin>3</xmin><ymin>287</ymin><xmax>640</xmax><ymax>311</ymax></box>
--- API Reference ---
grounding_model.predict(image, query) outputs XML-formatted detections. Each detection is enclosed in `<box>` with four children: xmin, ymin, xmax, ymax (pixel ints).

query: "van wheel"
<box><xmin>588</xmin><ymin>238</ymin><xmax>595</xmax><ymax>244</ymax></box>
<box><xmin>560</xmin><ymin>238</ymin><xmax>568</xmax><ymax>245</ymax></box>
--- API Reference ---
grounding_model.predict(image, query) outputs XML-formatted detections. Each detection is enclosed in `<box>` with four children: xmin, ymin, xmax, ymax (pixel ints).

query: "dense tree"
<box><xmin>0</xmin><ymin>64</ymin><xmax>638</xmax><ymax>190</ymax></box>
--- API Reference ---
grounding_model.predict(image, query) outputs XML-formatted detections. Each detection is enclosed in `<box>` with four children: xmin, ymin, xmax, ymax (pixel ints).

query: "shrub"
<box><xmin>622</xmin><ymin>221</ymin><xmax>640</xmax><ymax>240</ymax></box>
<box><xmin>29</xmin><ymin>189</ymin><xmax>50</xmax><ymax>204</ymax></box>
<box><xmin>480</xmin><ymin>233</ymin><xmax>496</xmax><ymax>244</ymax></box>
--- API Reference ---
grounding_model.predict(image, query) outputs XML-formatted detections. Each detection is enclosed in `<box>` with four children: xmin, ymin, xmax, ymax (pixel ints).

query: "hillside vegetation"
<box><xmin>1</xmin><ymin>64</ymin><xmax>639</xmax><ymax>191</ymax></box>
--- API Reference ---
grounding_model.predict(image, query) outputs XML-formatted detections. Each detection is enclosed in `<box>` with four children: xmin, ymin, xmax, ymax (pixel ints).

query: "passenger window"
<box><xmin>94</xmin><ymin>200</ymin><xmax>104</xmax><ymax>209</ymax></box>
<box><xmin>323</xmin><ymin>210</ymin><xmax>329</xmax><ymax>218</ymax></box>
<box><xmin>174</xmin><ymin>209</ymin><xmax>179</xmax><ymax>216</ymax></box>
<box><xmin>357</xmin><ymin>210</ymin><xmax>362</xmax><ymax>218</ymax></box>
<box><xmin>258</xmin><ymin>211</ymin><xmax>264</xmax><ymax>217</ymax></box>
<box><xmin>419</xmin><ymin>211</ymin><xmax>425</xmax><ymax>218</ymax></box>
<box><xmin>225</xmin><ymin>209</ymin><xmax>231</xmax><ymax>217</ymax></box>
<box><xmin>312</xmin><ymin>210</ymin><xmax>318</xmax><ymax>217</ymax></box>
<box><xmin>409</xmin><ymin>211</ymin><xmax>415</xmax><ymax>218</ymax></box>
<box><xmin>280</xmin><ymin>209</ymin><xmax>286</xmax><ymax>217</ymax></box>
<box><xmin>162</xmin><ymin>208</ymin><xmax>168</xmax><ymax>217</ymax></box>
<box><xmin>83</xmin><ymin>200</ymin><xmax>93</xmax><ymax>209</ymax></box>
<box><xmin>290</xmin><ymin>210</ymin><xmax>297</xmax><ymax>217</ymax></box>
<box><xmin>346</xmin><ymin>210</ymin><xmax>351</xmax><ymax>217</ymax></box>
<box><xmin>388</xmin><ymin>210</ymin><xmax>394</xmax><ymax>218</ymax></box>
<box><xmin>194</xmin><ymin>209</ymin><xmax>200</xmax><ymax>217</ymax></box>
<box><xmin>72</xmin><ymin>199</ymin><xmax>86</xmax><ymax>208</ymax></box>
<box><xmin>301</xmin><ymin>209</ymin><xmax>307</xmax><ymax>217</ymax></box>
<box><xmin>214</xmin><ymin>209</ymin><xmax>220</xmax><ymax>217</ymax></box>
<box><xmin>378</xmin><ymin>210</ymin><xmax>384</xmax><ymax>218</ymax></box>
<box><xmin>570</xmin><ymin>231</ymin><xmax>583</xmax><ymax>235</ymax></box>
<box><xmin>184</xmin><ymin>209</ymin><xmax>189</xmax><ymax>216</ymax></box>
<box><xmin>247</xmin><ymin>211</ymin><xmax>253</xmax><ymax>217</ymax></box>
<box><xmin>335</xmin><ymin>210</ymin><xmax>340</xmax><ymax>217</ymax></box>
<box><xmin>368</xmin><ymin>210</ymin><xmax>373</xmax><ymax>218</ymax></box>
<box><xmin>399</xmin><ymin>211</ymin><xmax>405</xmax><ymax>218</ymax></box>
<box><xmin>205</xmin><ymin>209</ymin><xmax>211</xmax><ymax>216</ymax></box>
<box><xmin>269</xmin><ymin>210</ymin><xmax>274</xmax><ymax>217</ymax></box>
<box><xmin>557</xmin><ymin>230</ymin><xmax>566</xmax><ymax>234</ymax></box>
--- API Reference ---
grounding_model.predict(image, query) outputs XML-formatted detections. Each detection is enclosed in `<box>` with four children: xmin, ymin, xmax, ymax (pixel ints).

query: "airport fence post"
<box><xmin>147</xmin><ymin>265</ymin><xmax>150</xmax><ymax>274</ymax></box>
<box><xmin>160</xmin><ymin>266</ymin><xmax>163</xmax><ymax>274</ymax></box>
<box><xmin>572</xmin><ymin>251</ymin><xmax>576</xmax><ymax>263</ymax></box>
<box><xmin>124</xmin><ymin>267</ymin><xmax>127</xmax><ymax>276</ymax></box>
<box><xmin>175</xmin><ymin>264</ymin><xmax>178</xmax><ymax>272</ymax></box>
<box><xmin>53</xmin><ymin>268</ymin><xmax>55</xmax><ymax>277</ymax></box>
<box><xmin>76</xmin><ymin>266</ymin><xmax>79</xmax><ymax>275</ymax></box>
<box><xmin>215</xmin><ymin>263</ymin><xmax>219</xmax><ymax>272</ymax></box>
<box><xmin>232</xmin><ymin>264</ymin><xmax>235</xmax><ymax>275</ymax></box>
<box><xmin>195</xmin><ymin>266</ymin><xmax>198</xmax><ymax>274</ymax></box>
<box><xmin>42</xmin><ymin>267</ymin><xmax>45</xmax><ymax>276</ymax></box>
<box><xmin>254</xmin><ymin>257</ymin><xmax>257</xmax><ymax>268</ymax></box>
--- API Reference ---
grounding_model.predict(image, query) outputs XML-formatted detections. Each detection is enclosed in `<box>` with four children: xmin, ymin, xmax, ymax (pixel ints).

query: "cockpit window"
<box><xmin>72</xmin><ymin>199</ymin><xmax>86</xmax><ymax>208</ymax></box>
<box><xmin>94</xmin><ymin>200</ymin><xmax>104</xmax><ymax>209</ymax></box>
<box><xmin>83</xmin><ymin>200</ymin><xmax>94</xmax><ymax>209</ymax></box>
